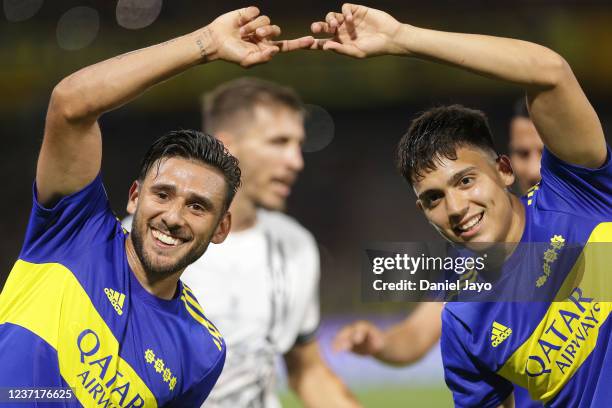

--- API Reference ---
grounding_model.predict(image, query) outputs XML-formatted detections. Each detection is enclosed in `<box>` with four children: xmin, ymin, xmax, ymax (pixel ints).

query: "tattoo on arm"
<box><xmin>195</xmin><ymin>27</ymin><xmax>213</xmax><ymax>62</ymax></box>
<box><xmin>196</xmin><ymin>38</ymin><xmax>206</xmax><ymax>60</ymax></box>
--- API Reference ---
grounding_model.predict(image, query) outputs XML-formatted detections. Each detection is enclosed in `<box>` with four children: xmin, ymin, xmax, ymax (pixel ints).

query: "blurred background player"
<box><xmin>124</xmin><ymin>77</ymin><xmax>360</xmax><ymax>408</ymax></box>
<box><xmin>509</xmin><ymin>99</ymin><xmax>544</xmax><ymax>195</ymax></box>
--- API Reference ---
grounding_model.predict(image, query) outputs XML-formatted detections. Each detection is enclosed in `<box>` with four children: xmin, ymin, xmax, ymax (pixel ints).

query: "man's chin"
<box><xmin>142</xmin><ymin>251</ymin><xmax>187</xmax><ymax>279</ymax></box>
<box><xmin>257</xmin><ymin>196</ymin><xmax>287</xmax><ymax>212</ymax></box>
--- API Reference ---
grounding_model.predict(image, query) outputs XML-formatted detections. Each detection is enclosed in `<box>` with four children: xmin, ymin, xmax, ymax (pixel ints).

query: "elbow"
<box><xmin>533</xmin><ymin>51</ymin><xmax>573</xmax><ymax>89</ymax></box>
<box><xmin>49</xmin><ymin>78</ymin><xmax>96</xmax><ymax>123</ymax></box>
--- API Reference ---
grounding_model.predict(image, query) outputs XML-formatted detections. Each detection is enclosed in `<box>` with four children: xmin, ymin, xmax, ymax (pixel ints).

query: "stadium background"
<box><xmin>1</xmin><ymin>1</ymin><xmax>611</xmax><ymax>406</ymax></box>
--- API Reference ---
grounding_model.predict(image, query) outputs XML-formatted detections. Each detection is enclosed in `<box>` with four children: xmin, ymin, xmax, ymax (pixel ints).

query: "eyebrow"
<box><xmin>150</xmin><ymin>183</ymin><xmax>216</xmax><ymax>212</ymax></box>
<box><xmin>417</xmin><ymin>166</ymin><xmax>479</xmax><ymax>201</ymax></box>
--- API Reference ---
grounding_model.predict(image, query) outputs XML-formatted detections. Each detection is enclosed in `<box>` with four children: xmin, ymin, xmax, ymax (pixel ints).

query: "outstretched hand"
<box><xmin>310</xmin><ymin>3</ymin><xmax>406</xmax><ymax>58</ymax></box>
<box><xmin>333</xmin><ymin>320</ymin><xmax>386</xmax><ymax>356</ymax></box>
<box><xmin>204</xmin><ymin>6</ymin><xmax>315</xmax><ymax>67</ymax></box>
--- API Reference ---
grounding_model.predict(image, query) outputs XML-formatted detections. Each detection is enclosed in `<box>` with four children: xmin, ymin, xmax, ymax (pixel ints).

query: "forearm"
<box><xmin>289</xmin><ymin>365</ymin><xmax>360</xmax><ymax>408</ymax></box>
<box><xmin>374</xmin><ymin>324</ymin><xmax>429</xmax><ymax>366</ymax></box>
<box><xmin>373</xmin><ymin>303</ymin><xmax>443</xmax><ymax>366</ymax></box>
<box><xmin>395</xmin><ymin>25</ymin><xmax>568</xmax><ymax>89</ymax></box>
<box><xmin>51</xmin><ymin>28</ymin><xmax>213</xmax><ymax>122</ymax></box>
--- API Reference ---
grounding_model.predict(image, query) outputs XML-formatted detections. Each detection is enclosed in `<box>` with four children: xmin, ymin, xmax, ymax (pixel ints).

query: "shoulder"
<box><xmin>442</xmin><ymin>302</ymin><xmax>491</xmax><ymax>337</ymax></box>
<box><xmin>532</xmin><ymin>146</ymin><xmax>612</xmax><ymax>218</ymax></box>
<box><xmin>179</xmin><ymin>285</ymin><xmax>226</xmax><ymax>364</ymax></box>
<box><xmin>442</xmin><ymin>303</ymin><xmax>467</xmax><ymax>331</ymax></box>
<box><xmin>258</xmin><ymin>210</ymin><xmax>318</xmax><ymax>252</ymax></box>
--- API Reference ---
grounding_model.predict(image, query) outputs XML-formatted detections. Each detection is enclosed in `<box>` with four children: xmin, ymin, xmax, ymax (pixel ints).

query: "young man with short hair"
<box><xmin>312</xmin><ymin>4</ymin><xmax>610</xmax><ymax>407</ymax></box>
<box><xmin>333</xmin><ymin>101</ymin><xmax>547</xmax><ymax>407</ymax></box>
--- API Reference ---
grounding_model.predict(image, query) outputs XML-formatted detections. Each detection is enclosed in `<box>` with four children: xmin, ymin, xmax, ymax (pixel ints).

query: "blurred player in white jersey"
<box><xmin>125</xmin><ymin>78</ymin><xmax>359</xmax><ymax>408</ymax></box>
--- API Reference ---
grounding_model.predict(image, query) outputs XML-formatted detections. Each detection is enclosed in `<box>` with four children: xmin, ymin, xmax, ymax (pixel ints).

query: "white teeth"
<box><xmin>152</xmin><ymin>229</ymin><xmax>180</xmax><ymax>246</ymax></box>
<box><xmin>458</xmin><ymin>213</ymin><xmax>483</xmax><ymax>231</ymax></box>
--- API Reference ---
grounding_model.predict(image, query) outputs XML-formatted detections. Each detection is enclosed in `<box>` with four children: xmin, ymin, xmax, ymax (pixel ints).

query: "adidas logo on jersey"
<box><xmin>491</xmin><ymin>321</ymin><xmax>512</xmax><ymax>347</ymax></box>
<box><xmin>104</xmin><ymin>288</ymin><xmax>125</xmax><ymax>316</ymax></box>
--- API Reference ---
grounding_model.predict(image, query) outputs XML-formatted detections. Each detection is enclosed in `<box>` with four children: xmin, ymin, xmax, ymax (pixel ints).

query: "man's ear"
<box><xmin>496</xmin><ymin>155</ymin><xmax>516</xmax><ymax>188</ymax></box>
<box><xmin>211</xmin><ymin>211</ymin><xmax>232</xmax><ymax>244</ymax></box>
<box><xmin>126</xmin><ymin>180</ymin><xmax>140</xmax><ymax>215</ymax></box>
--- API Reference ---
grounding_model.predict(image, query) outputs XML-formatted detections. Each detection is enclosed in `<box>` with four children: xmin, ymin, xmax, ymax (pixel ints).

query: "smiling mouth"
<box><xmin>454</xmin><ymin>212</ymin><xmax>484</xmax><ymax>235</ymax></box>
<box><xmin>151</xmin><ymin>228</ymin><xmax>184</xmax><ymax>247</ymax></box>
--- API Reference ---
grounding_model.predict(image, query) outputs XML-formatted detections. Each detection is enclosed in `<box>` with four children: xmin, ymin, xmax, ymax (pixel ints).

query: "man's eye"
<box><xmin>426</xmin><ymin>194</ymin><xmax>442</xmax><ymax>207</ymax></box>
<box><xmin>189</xmin><ymin>204</ymin><xmax>204</xmax><ymax>213</ymax></box>
<box><xmin>156</xmin><ymin>192</ymin><xmax>168</xmax><ymax>200</ymax></box>
<box><xmin>517</xmin><ymin>150</ymin><xmax>529</xmax><ymax>159</ymax></box>
<box><xmin>460</xmin><ymin>176</ymin><xmax>474</xmax><ymax>186</ymax></box>
<box><xmin>271</xmin><ymin>137</ymin><xmax>289</xmax><ymax>145</ymax></box>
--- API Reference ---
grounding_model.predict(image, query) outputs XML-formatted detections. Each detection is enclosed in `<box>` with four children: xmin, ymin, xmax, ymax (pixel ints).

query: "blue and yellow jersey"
<box><xmin>0</xmin><ymin>175</ymin><xmax>226</xmax><ymax>407</ymax></box>
<box><xmin>441</xmin><ymin>147</ymin><xmax>612</xmax><ymax>407</ymax></box>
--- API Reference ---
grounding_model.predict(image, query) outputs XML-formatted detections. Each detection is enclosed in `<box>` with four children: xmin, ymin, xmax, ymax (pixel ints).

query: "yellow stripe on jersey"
<box><xmin>179</xmin><ymin>294</ymin><xmax>223</xmax><ymax>351</ymax></box>
<box><xmin>182</xmin><ymin>285</ymin><xmax>207</xmax><ymax>316</ymax></box>
<box><xmin>0</xmin><ymin>260</ymin><xmax>157</xmax><ymax>407</ymax></box>
<box><xmin>498</xmin><ymin>222</ymin><xmax>612</xmax><ymax>403</ymax></box>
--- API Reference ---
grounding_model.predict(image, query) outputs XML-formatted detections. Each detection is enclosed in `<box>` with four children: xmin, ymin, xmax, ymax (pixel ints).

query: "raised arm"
<box><xmin>311</xmin><ymin>4</ymin><xmax>606</xmax><ymax>168</ymax></box>
<box><xmin>37</xmin><ymin>6</ymin><xmax>313</xmax><ymax>207</ymax></box>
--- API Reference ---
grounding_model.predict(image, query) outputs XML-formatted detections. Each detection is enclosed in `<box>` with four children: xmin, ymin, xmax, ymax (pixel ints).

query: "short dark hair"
<box><xmin>138</xmin><ymin>130</ymin><xmax>241</xmax><ymax>211</ymax></box>
<box><xmin>202</xmin><ymin>77</ymin><xmax>303</xmax><ymax>134</ymax></box>
<box><xmin>513</xmin><ymin>97</ymin><xmax>529</xmax><ymax>118</ymax></box>
<box><xmin>396</xmin><ymin>104</ymin><xmax>497</xmax><ymax>183</ymax></box>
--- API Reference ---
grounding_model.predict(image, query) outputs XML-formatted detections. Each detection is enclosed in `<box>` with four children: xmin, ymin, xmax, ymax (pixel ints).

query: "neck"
<box><xmin>488</xmin><ymin>193</ymin><xmax>526</xmax><ymax>267</ymax></box>
<box><xmin>506</xmin><ymin>193</ymin><xmax>526</xmax><ymax>243</ymax></box>
<box><xmin>229</xmin><ymin>190</ymin><xmax>258</xmax><ymax>232</ymax></box>
<box><xmin>125</xmin><ymin>237</ymin><xmax>182</xmax><ymax>300</ymax></box>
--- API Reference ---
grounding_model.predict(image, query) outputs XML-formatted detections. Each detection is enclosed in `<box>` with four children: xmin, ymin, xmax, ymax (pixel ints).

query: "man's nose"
<box><xmin>446</xmin><ymin>191</ymin><xmax>468</xmax><ymax>221</ymax></box>
<box><xmin>285</xmin><ymin>144</ymin><xmax>304</xmax><ymax>172</ymax></box>
<box><xmin>161</xmin><ymin>200</ymin><xmax>186</xmax><ymax>228</ymax></box>
<box><xmin>528</xmin><ymin>155</ymin><xmax>542</xmax><ymax>184</ymax></box>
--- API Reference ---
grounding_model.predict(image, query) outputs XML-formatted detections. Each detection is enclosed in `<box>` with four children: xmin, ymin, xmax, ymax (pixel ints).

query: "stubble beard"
<box><xmin>130</xmin><ymin>210</ymin><xmax>211</xmax><ymax>284</ymax></box>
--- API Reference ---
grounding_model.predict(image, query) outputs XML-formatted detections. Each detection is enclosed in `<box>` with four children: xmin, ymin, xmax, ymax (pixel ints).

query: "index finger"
<box><xmin>274</xmin><ymin>36</ymin><xmax>316</xmax><ymax>52</ymax></box>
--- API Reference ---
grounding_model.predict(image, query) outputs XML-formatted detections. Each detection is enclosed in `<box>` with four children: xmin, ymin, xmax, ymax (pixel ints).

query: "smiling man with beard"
<box><xmin>0</xmin><ymin>7</ymin><xmax>314</xmax><ymax>407</ymax></box>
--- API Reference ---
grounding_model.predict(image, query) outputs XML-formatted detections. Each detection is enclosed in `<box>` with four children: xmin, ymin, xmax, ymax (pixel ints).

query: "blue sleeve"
<box><xmin>167</xmin><ymin>349</ymin><xmax>226</xmax><ymax>407</ymax></box>
<box><xmin>441</xmin><ymin>310</ymin><xmax>513</xmax><ymax>408</ymax></box>
<box><xmin>514</xmin><ymin>384</ymin><xmax>543</xmax><ymax>408</ymax></box>
<box><xmin>536</xmin><ymin>145</ymin><xmax>612</xmax><ymax>218</ymax></box>
<box><xmin>20</xmin><ymin>174</ymin><xmax>120</xmax><ymax>263</ymax></box>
